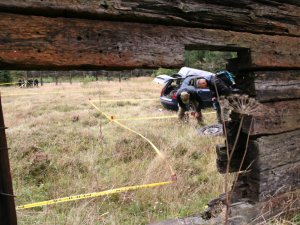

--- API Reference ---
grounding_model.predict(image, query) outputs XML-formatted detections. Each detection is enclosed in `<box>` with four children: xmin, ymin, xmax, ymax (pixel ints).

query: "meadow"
<box><xmin>2</xmin><ymin>77</ymin><xmax>294</xmax><ymax>225</ymax></box>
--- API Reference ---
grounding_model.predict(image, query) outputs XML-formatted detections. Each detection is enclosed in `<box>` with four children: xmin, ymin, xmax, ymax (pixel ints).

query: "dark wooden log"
<box><xmin>229</xmin><ymin>191</ymin><xmax>300</xmax><ymax>224</ymax></box>
<box><xmin>239</xmin><ymin>100</ymin><xmax>300</xmax><ymax>135</ymax></box>
<box><xmin>236</xmin><ymin>70</ymin><xmax>300</xmax><ymax>102</ymax></box>
<box><xmin>151</xmin><ymin>190</ymin><xmax>300</xmax><ymax>224</ymax></box>
<box><xmin>0</xmin><ymin>13</ymin><xmax>299</xmax><ymax>70</ymax></box>
<box><xmin>0</xmin><ymin>97</ymin><xmax>18</xmax><ymax>225</ymax></box>
<box><xmin>234</xmin><ymin>129</ymin><xmax>300</xmax><ymax>202</ymax></box>
<box><xmin>249</xmin><ymin>129</ymin><xmax>300</xmax><ymax>172</ymax></box>
<box><xmin>247</xmin><ymin>162</ymin><xmax>300</xmax><ymax>201</ymax></box>
<box><xmin>0</xmin><ymin>0</ymin><xmax>299</xmax><ymax>36</ymax></box>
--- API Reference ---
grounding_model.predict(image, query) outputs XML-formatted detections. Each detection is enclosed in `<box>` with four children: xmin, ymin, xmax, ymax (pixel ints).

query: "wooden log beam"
<box><xmin>254</xmin><ymin>71</ymin><xmax>300</xmax><ymax>102</ymax></box>
<box><xmin>237</xmin><ymin>70</ymin><xmax>300</xmax><ymax>102</ymax></box>
<box><xmin>0</xmin><ymin>13</ymin><xmax>299</xmax><ymax>70</ymax></box>
<box><xmin>242</xmin><ymin>100</ymin><xmax>300</xmax><ymax>135</ymax></box>
<box><xmin>229</xmin><ymin>191</ymin><xmax>300</xmax><ymax>224</ymax></box>
<box><xmin>0</xmin><ymin>0</ymin><xmax>299</xmax><ymax>37</ymax></box>
<box><xmin>243</xmin><ymin>130</ymin><xmax>300</xmax><ymax>201</ymax></box>
<box><xmin>0</xmin><ymin>97</ymin><xmax>18</xmax><ymax>225</ymax></box>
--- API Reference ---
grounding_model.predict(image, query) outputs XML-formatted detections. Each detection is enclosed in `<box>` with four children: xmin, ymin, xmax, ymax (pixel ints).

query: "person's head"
<box><xmin>197</xmin><ymin>79</ymin><xmax>208</xmax><ymax>88</ymax></box>
<box><xmin>180</xmin><ymin>91</ymin><xmax>190</xmax><ymax>104</ymax></box>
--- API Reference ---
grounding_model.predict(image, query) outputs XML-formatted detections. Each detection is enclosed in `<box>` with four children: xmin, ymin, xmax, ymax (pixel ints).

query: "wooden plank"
<box><xmin>0</xmin><ymin>97</ymin><xmax>18</xmax><ymax>225</ymax></box>
<box><xmin>236</xmin><ymin>70</ymin><xmax>300</xmax><ymax>102</ymax></box>
<box><xmin>247</xmin><ymin>162</ymin><xmax>300</xmax><ymax>201</ymax></box>
<box><xmin>0</xmin><ymin>0</ymin><xmax>299</xmax><ymax>36</ymax></box>
<box><xmin>239</xmin><ymin>130</ymin><xmax>300</xmax><ymax>201</ymax></box>
<box><xmin>249</xmin><ymin>130</ymin><xmax>300</xmax><ymax>172</ymax></box>
<box><xmin>230</xmin><ymin>191</ymin><xmax>300</xmax><ymax>224</ymax></box>
<box><xmin>0</xmin><ymin>13</ymin><xmax>184</xmax><ymax>70</ymax></box>
<box><xmin>240</xmin><ymin>100</ymin><xmax>300</xmax><ymax>135</ymax></box>
<box><xmin>0</xmin><ymin>13</ymin><xmax>299</xmax><ymax>70</ymax></box>
<box><xmin>254</xmin><ymin>71</ymin><xmax>300</xmax><ymax>102</ymax></box>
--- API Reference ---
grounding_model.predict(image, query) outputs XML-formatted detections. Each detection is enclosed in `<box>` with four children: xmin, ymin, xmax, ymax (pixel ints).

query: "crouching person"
<box><xmin>176</xmin><ymin>87</ymin><xmax>204</xmax><ymax>125</ymax></box>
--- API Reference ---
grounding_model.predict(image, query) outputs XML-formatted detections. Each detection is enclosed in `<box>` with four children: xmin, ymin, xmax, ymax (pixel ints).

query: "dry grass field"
<box><xmin>3</xmin><ymin>77</ymin><xmax>292</xmax><ymax>225</ymax></box>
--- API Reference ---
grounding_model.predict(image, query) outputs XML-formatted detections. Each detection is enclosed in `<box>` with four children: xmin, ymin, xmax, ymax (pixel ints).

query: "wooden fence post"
<box><xmin>0</xmin><ymin>96</ymin><xmax>18</xmax><ymax>225</ymax></box>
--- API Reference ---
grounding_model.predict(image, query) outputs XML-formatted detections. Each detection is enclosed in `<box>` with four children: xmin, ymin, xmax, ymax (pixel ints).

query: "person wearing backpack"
<box><xmin>197</xmin><ymin>74</ymin><xmax>232</xmax><ymax>123</ymax></box>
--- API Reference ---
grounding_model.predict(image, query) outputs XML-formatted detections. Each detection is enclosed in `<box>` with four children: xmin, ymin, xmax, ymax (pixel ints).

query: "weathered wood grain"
<box><xmin>254</xmin><ymin>71</ymin><xmax>300</xmax><ymax>102</ymax></box>
<box><xmin>249</xmin><ymin>130</ymin><xmax>300</xmax><ymax>172</ymax></box>
<box><xmin>0</xmin><ymin>13</ymin><xmax>299</xmax><ymax>70</ymax></box>
<box><xmin>236</xmin><ymin>130</ymin><xmax>300</xmax><ymax>201</ymax></box>
<box><xmin>230</xmin><ymin>191</ymin><xmax>300</xmax><ymax>224</ymax></box>
<box><xmin>237</xmin><ymin>71</ymin><xmax>300</xmax><ymax>102</ymax></box>
<box><xmin>0</xmin><ymin>0</ymin><xmax>299</xmax><ymax>36</ymax></box>
<box><xmin>239</xmin><ymin>100</ymin><xmax>300</xmax><ymax>135</ymax></box>
<box><xmin>248</xmin><ymin>162</ymin><xmax>300</xmax><ymax>201</ymax></box>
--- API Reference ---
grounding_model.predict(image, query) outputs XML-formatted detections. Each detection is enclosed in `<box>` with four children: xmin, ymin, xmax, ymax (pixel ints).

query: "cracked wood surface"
<box><xmin>245</xmin><ymin>130</ymin><xmax>300</xmax><ymax>201</ymax></box>
<box><xmin>240</xmin><ymin>99</ymin><xmax>300</xmax><ymax>135</ymax></box>
<box><xmin>0</xmin><ymin>13</ymin><xmax>299</xmax><ymax>70</ymax></box>
<box><xmin>0</xmin><ymin>0</ymin><xmax>299</xmax><ymax>36</ymax></box>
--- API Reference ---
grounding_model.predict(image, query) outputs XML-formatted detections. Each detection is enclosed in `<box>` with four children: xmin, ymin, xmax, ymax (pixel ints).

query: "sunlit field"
<box><xmin>2</xmin><ymin>77</ymin><xmax>226</xmax><ymax>225</ymax></box>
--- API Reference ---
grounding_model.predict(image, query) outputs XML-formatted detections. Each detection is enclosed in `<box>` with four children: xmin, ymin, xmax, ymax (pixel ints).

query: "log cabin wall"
<box><xmin>0</xmin><ymin>0</ymin><xmax>299</xmax><ymax>223</ymax></box>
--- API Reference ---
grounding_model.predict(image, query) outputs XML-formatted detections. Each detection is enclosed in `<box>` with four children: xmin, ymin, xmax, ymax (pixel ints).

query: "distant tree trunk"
<box><xmin>55</xmin><ymin>72</ymin><xmax>58</xmax><ymax>85</ymax></box>
<box><xmin>25</xmin><ymin>71</ymin><xmax>28</xmax><ymax>87</ymax></box>
<box><xmin>69</xmin><ymin>71</ymin><xmax>72</xmax><ymax>84</ymax></box>
<box><xmin>39</xmin><ymin>71</ymin><xmax>43</xmax><ymax>86</ymax></box>
<box><xmin>119</xmin><ymin>71</ymin><xmax>121</xmax><ymax>82</ymax></box>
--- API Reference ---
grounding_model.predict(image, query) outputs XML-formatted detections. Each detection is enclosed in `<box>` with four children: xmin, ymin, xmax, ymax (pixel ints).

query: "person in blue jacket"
<box><xmin>197</xmin><ymin>75</ymin><xmax>232</xmax><ymax>123</ymax></box>
<box><xmin>176</xmin><ymin>77</ymin><xmax>205</xmax><ymax>125</ymax></box>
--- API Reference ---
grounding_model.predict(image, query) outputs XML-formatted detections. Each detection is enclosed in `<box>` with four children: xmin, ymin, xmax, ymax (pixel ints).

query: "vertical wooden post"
<box><xmin>69</xmin><ymin>71</ymin><xmax>72</xmax><ymax>84</ymax></box>
<box><xmin>95</xmin><ymin>71</ymin><xmax>98</xmax><ymax>81</ymax></box>
<box><xmin>119</xmin><ymin>71</ymin><xmax>121</xmax><ymax>83</ymax></box>
<box><xmin>0</xmin><ymin>96</ymin><xmax>18</xmax><ymax>225</ymax></box>
<box><xmin>25</xmin><ymin>71</ymin><xmax>28</xmax><ymax>88</ymax></box>
<box><xmin>55</xmin><ymin>72</ymin><xmax>58</xmax><ymax>85</ymax></box>
<box><xmin>39</xmin><ymin>72</ymin><xmax>43</xmax><ymax>86</ymax></box>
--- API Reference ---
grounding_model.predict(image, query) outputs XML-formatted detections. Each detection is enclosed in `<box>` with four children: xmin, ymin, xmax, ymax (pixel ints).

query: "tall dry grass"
<box><xmin>3</xmin><ymin>78</ymin><xmax>228</xmax><ymax>224</ymax></box>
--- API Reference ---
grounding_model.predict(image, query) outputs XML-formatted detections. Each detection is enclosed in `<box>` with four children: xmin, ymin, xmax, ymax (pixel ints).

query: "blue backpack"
<box><xmin>215</xmin><ymin>70</ymin><xmax>236</xmax><ymax>88</ymax></box>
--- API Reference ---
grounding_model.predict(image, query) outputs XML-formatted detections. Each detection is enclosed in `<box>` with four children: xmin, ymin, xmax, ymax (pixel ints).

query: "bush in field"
<box><xmin>184</xmin><ymin>50</ymin><xmax>237</xmax><ymax>72</ymax></box>
<box><xmin>82</xmin><ymin>75</ymin><xmax>96</xmax><ymax>84</ymax></box>
<box><xmin>152</xmin><ymin>68</ymin><xmax>177</xmax><ymax>77</ymax></box>
<box><xmin>0</xmin><ymin>70</ymin><xmax>13</xmax><ymax>83</ymax></box>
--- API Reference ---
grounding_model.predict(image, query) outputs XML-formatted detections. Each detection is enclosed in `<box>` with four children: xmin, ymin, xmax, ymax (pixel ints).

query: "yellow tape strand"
<box><xmin>115</xmin><ymin>112</ymin><xmax>215</xmax><ymax>121</ymax></box>
<box><xmin>89</xmin><ymin>100</ymin><xmax>175</xmax><ymax>175</ymax></box>
<box><xmin>17</xmin><ymin>181</ymin><xmax>172</xmax><ymax>210</ymax></box>
<box><xmin>0</xmin><ymin>82</ymin><xmax>18</xmax><ymax>86</ymax></box>
<box><xmin>90</xmin><ymin>98</ymin><xmax>157</xmax><ymax>103</ymax></box>
<box><xmin>2</xmin><ymin>90</ymin><xmax>101</xmax><ymax>97</ymax></box>
<box><xmin>116</xmin><ymin>115</ymin><xmax>177</xmax><ymax>121</ymax></box>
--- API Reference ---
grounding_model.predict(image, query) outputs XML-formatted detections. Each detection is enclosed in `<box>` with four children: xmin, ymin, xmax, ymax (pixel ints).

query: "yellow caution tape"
<box><xmin>90</xmin><ymin>98</ymin><xmax>157</xmax><ymax>103</ymax></box>
<box><xmin>2</xmin><ymin>90</ymin><xmax>100</xmax><ymax>97</ymax></box>
<box><xmin>17</xmin><ymin>181</ymin><xmax>172</xmax><ymax>210</ymax></box>
<box><xmin>115</xmin><ymin>112</ymin><xmax>215</xmax><ymax>121</ymax></box>
<box><xmin>116</xmin><ymin>115</ymin><xmax>177</xmax><ymax>121</ymax></box>
<box><xmin>89</xmin><ymin>100</ymin><xmax>175</xmax><ymax>175</ymax></box>
<box><xmin>0</xmin><ymin>82</ymin><xmax>18</xmax><ymax>86</ymax></box>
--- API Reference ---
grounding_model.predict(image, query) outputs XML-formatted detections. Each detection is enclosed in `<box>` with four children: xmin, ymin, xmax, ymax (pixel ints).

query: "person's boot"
<box><xmin>196</xmin><ymin>111</ymin><xmax>205</xmax><ymax>126</ymax></box>
<box><xmin>178</xmin><ymin>107</ymin><xmax>187</xmax><ymax>123</ymax></box>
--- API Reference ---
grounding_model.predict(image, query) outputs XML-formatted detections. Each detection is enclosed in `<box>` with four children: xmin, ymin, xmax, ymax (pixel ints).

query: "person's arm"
<box><xmin>189</xmin><ymin>88</ymin><xmax>203</xmax><ymax>112</ymax></box>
